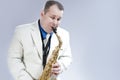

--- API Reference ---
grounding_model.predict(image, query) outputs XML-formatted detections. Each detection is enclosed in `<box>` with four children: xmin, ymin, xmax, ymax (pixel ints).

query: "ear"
<box><xmin>40</xmin><ymin>10</ymin><xmax>44</xmax><ymax>17</ymax></box>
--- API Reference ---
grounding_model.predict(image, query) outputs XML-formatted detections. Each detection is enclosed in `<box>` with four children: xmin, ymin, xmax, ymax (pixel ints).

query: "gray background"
<box><xmin>0</xmin><ymin>0</ymin><xmax>120</xmax><ymax>80</ymax></box>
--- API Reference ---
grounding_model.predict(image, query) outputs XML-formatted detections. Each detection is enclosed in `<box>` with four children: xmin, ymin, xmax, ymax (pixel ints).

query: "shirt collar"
<box><xmin>40</xmin><ymin>26</ymin><xmax>47</xmax><ymax>39</ymax></box>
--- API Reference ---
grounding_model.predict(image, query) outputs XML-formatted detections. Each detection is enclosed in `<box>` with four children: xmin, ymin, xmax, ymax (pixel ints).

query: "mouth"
<box><xmin>52</xmin><ymin>27</ymin><xmax>57</xmax><ymax>33</ymax></box>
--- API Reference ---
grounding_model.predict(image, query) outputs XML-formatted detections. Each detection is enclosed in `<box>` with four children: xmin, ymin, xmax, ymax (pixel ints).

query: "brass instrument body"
<box><xmin>39</xmin><ymin>31</ymin><xmax>62</xmax><ymax>80</ymax></box>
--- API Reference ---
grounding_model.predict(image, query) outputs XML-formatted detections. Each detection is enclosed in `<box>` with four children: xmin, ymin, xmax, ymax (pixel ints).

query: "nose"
<box><xmin>53</xmin><ymin>19</ymin><xmax>58</xmax><ymax>27</ymax></box>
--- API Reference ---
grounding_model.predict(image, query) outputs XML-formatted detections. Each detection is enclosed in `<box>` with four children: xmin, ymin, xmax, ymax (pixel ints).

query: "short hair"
<box><xmin>44</xmin><ymin>0</ymin><xmax>64</xmax><ymax>14</ymax></box>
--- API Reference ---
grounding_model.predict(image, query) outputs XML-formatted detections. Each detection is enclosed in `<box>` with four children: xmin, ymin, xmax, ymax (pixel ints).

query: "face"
<box><xmin>40</xmin><ymin>5</ymin><xmax>64</xmax><ymax>33</ymax></box>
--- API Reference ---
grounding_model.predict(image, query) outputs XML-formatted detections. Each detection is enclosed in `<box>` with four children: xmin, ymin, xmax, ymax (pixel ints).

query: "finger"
<box><xmin>51</xmin><ymin>66</ymin><xmax>61</xmax><ymax>75</ymax></box>
<box><xmin>51</xmin><ymin>69</ymin><xmax>60</xmax><ymax>76</ymax></box>
<box><xmin>52</xmin><ymin>67</ymin><xmax>60</xmax><ymax>72</ymax></box>
<box><xmin>52</xmin><ymin>62</ymin><xmax>60</xmax><ymax>68</ymax></box>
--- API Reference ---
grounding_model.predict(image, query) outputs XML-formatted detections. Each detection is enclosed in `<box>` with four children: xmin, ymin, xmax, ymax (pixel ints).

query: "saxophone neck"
<box><xmin>56</xmin><ymin>33</ymin><xmax>62</xmax><ymax>48</ymax></box>
<box><xmin>52</xmin><ymin>27</ymin><xmax>62</xmax><ymax>48</ymax></box>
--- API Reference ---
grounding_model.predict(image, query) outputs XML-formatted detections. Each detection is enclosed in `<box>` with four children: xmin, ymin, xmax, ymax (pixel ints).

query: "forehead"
<box><xmin>46</xmin><ymin>5</ymin><xmax>63</xmax><ymax>17</ymax></box>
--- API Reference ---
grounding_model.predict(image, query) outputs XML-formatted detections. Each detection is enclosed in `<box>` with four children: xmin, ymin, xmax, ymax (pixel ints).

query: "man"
<box><xmin>8</xmin><ymin>0</ymin><xmax>72</xmax><ymax>80</ymax></box>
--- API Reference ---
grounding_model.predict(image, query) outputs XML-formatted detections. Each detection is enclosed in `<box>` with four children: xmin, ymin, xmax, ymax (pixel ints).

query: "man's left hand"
<box><xmin>51</xmin><ymin>62</ymin><xmax>61</xmax><ymax>76</ymax></box>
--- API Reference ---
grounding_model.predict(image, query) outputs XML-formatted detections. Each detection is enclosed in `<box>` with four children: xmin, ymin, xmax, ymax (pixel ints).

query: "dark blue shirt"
<box><xmin>40</xmin><ymin>26</ymin><xmax>47</xmax><ymax>40</ymax></box>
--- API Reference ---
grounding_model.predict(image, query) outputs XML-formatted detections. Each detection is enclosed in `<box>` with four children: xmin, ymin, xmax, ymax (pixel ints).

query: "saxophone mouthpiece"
<box><xmin>52</xmin><ymin>27</ymin><xmax>57</xmax><ymax>33</ymax></box>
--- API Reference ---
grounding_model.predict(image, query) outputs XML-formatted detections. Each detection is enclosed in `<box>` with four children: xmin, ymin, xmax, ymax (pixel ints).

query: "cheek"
<box><xmin>48</xmin><ymin>19</ymin><xmax>54</xmax><ymax>25</ymax></box>
<box><xmin>46</xmin><ymin>20</ymin><xmax>53</xmax><ymax>27</ymax></box>
<box><xmin>46</xmin><ymin>18</ymin><xmax>53</xmax><ymax>23</ymax></box>
<box><xmin>44</xmin><ymin>19</ymin><xmax>50</xmax><ymax>25</ymax></box>
<box><xmin>57</xmin><ymin>21</ymin><xmax>61</xmax><ymax>25</ymax></box>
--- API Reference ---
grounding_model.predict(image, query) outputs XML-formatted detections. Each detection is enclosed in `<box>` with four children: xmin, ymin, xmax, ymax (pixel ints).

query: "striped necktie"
<box><xmin>43</xmin><ymin>34</ymin><xmax>50</xmax><ymax>47</ymax></box>
<box><xmin>43</xmin><ymin>34</ymin><xmax>51</xmax><ymax>68</ymax></box>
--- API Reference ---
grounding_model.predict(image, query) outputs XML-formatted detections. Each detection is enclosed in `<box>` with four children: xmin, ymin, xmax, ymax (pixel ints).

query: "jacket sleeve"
<box><xmin>8</xmin><ymin>27</ymin><xmax>33</xmax><ymax>80</ymax></box>
<box><xmin>57</xmin><ymin>31</ymin><xmax>72</xmax><ymax>73</ymax></box>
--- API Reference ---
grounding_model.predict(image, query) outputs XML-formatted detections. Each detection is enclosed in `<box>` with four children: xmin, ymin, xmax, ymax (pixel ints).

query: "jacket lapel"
<box><xmin>30</xmin><ymin>21</ymin><xmax>60</xmax><ymax>61</ymax></box>
<box><xmin>30</xmin><ymin>22</ymin><xmax>43</xmax><ymax>59</ymax></box>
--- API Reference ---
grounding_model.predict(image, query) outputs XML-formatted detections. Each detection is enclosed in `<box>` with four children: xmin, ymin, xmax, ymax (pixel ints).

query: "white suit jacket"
<box><xmin>8</xmin><ymin>21</ymin><xmax>72</xmax><ymax>80</ymax></box>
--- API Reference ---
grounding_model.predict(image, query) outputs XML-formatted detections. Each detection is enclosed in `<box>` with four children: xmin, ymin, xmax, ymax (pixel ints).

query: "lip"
<box><xmin>50</xmin><ymin>26</ymin><xmax>53</xmax><ymax>30</ymax></box>
<box><xmin>48</xmin><ymin>26</ymin><xmax>54</xmax><ymax>33</ymax></box>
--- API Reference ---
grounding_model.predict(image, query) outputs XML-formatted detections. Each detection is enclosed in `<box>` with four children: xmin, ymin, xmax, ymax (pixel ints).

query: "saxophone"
<box><xmin>39</xmin><ymin>27</ymin><xmax>62</xmax><ymax>80</ymax></box>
